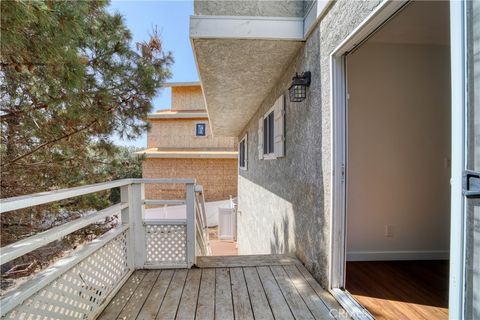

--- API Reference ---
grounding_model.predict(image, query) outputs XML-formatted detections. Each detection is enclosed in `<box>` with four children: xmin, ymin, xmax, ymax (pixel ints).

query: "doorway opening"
<box><xmin>343</xmin><ymin>1</ymin><xmax>451</xmax><ymax>319</ymax></box>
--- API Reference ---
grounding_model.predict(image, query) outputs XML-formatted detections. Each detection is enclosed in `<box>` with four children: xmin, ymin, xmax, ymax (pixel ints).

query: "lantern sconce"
<box><xmin>288</xmin><ymin>71</ymin><xmax>311</xmax><ymax>102</ymax></box>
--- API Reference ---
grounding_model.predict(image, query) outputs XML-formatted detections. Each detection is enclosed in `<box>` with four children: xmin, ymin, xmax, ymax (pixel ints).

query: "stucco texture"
<box><xmin>194</xmin><ymin>0</ymin><xmax>304</xmax><ymax>17</ymax></box>
<box><xmin>193</xmin><ymin>39</ymin><xmax>303</xmax><ymax>136</ymax></box>
<box><xmin>237</xmin><ymin>0</ymin><xmax>382</xmax><ymax>287</ymax></box>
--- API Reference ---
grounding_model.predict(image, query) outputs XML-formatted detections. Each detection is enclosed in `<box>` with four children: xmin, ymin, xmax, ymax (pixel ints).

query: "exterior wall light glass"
<box><xmin>288</xmin><ymin>71</ymin><xmax>311</xmax><ymax>102</ymax></box>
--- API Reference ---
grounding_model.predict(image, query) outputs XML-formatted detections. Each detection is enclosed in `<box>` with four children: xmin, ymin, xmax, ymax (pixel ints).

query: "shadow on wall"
<box><xmin>236</xmin><ymin>23</ymin><xmax>329</xmax><ymax>285</ymax></box>
<box><xmin>270</xmin><ymin>215</ymin><xmax>291</xmax><ymax>254</ymax></box>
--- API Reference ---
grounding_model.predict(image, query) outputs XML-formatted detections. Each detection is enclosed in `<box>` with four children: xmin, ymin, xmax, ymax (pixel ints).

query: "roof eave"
<box><xmin>189</xmin><ymin>2</ymin><xmax>333</xmax><ymax>137</ymax></box>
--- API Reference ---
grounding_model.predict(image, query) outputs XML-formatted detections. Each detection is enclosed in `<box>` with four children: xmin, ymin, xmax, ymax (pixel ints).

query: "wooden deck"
<box><xmin>98</xmin><ymin>255</ymin><xmax>344</xmax><ymax>320</ymax></box>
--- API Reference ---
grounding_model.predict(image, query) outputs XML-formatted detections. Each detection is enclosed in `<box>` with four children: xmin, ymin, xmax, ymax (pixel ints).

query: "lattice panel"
<box><xmin>145</xmin><ymin>224</ymin><xmax>187</xmax><ymax>266</ymax></box>
<box><xmin>4</xmin><ymin>230</ymin><xmax>130</xmax><ymax>320</ymax></box>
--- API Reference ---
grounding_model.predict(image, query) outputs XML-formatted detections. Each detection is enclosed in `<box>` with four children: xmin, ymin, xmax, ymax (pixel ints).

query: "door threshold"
<box><xmin>330</xmin><ymin>288</ymin><xmax>374</xmax><ymax>320</ymax></box>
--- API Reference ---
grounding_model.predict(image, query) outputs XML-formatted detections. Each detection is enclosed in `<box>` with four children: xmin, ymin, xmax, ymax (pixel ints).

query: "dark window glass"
<box><xmin>239</xmin><ymin>139</ymin><xmax>245</xmax><ymax>168</ymax></box>
<box><xmin>196</xmin><ymin>123</ymin><xmax>206</xmax><ymax>136</ymax></box>
<box><xmin>263</xmin><ymin>117</ymin><xmax>268</xmax><ymax>154</ymax></box>
<box><xmin>268</xmin><ymin>112</ymin><xmax>274</xmax><ymax>154</ymax></box>
<box><xmin>263</xmin><ymin>111</ymin><xmax>275</xmax><ymax>155</ymax></box>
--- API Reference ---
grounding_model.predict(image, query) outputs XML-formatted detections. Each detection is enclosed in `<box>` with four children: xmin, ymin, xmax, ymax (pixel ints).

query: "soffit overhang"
<box><xmin>190</xmin><ymin>15</ymin><xmax>305</xmax><ymax>136</ymax></box>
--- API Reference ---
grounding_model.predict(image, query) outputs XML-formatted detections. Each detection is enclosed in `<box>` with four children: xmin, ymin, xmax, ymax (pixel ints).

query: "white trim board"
<box><xmin>163</xmin><ymin>81</ymin><xmax>200</xmax><ymax>87</ymax></box>
<box><xmin>147</xmin><ymin>112</ymin><xmax>208</xmax><ymax>119</ymax></box>
<box><xmin>303</xmin><ymin>0</ymin><xmax>332</xmax><ymax>38</ymax></box>
<box><xmin>346</xmin><ymin>250</ymin><xmax>450</xmax><ymax>262</ymax></box>
<box><xmin>448</xmin><ymin>1</ymin><xmax>466</xmax><ymax>318</ymax></box>
<box><xmin>190</xmin><ymin>0</ymin><xmax>333</xmax><ymax>42</ymax></box>
<box><xmin>190</xmin><ymin>15</ymin><xmax>304</xmax><ymax>41</ymax></box>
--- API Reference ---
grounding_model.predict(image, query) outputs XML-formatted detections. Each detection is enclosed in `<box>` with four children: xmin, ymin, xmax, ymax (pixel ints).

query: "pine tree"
<box><xmin>0</xmin><ymin>0</ymin><xmax>173</xmax><ymax>197</ymax></box>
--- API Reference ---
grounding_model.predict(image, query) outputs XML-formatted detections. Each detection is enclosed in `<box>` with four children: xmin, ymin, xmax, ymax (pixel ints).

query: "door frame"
<box><xmin>448</xmin><ymin>1</ymin><xmax>466</xmax><ymax>319</ymax></box>
<box><xmin>328</xmin><ymin>0</ymin><xmax>464</xmax><ymax>319</ymax></box>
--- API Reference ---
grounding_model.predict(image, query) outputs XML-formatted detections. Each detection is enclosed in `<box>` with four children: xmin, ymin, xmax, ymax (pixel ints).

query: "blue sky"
<box><xmin>108</xmin><ymin>1</ymin><xmax>198</xmax><ymax>148</ymax></box>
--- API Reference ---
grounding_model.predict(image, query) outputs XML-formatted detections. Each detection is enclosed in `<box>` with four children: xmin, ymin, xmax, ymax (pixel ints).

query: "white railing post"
<box><xmin>131</xmin><ymin>182</ymin><xmax>146</xmax><ymax>269</ymax></box>
<box><xmin>186</xmin><ymin>183</ymin><xmax>196</xmax><ymax>267</ymax></box>
<box><xmin>120</xmin><ymin>185</ymin><xmax>135</xmax><ymax>270</ymax></box>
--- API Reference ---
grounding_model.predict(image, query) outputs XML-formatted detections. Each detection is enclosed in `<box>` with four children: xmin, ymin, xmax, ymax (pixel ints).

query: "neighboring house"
<box><xmin>190</xmin><ymin>1</ymin><xmax>479</xmax><ymax>320</ymax></box>
<box><xmin>138</xmin><ymin>82</ymin><xmax>238</xmax><ymax>202</ymax></box>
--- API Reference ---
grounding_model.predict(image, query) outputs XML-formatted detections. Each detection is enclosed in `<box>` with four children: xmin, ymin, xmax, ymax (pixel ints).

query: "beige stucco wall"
<box><xmin>172</xmin><ymin>86</ymin><xmax>205</xmax><ymax>111</ymax></box>
<box><xmin>194</xmin><ymin>0</ymin><xmax>305</xmax><ymax>17</ymax></box>
<box><xmin>147</xmin><ymin>118</ymin><xmax>237</xmax><ymax>149</ymax></box>
<box><xmin>143</xmin><ymin>158</ymin><xmax>238</xmax><ymax>202</ymax></box>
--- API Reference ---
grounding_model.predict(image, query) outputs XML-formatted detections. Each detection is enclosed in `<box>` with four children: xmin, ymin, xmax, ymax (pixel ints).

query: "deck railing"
<box><xmin>0</xmin><ymin>178</ymin><xmax>209</xmax><ymax>319</ymax></box>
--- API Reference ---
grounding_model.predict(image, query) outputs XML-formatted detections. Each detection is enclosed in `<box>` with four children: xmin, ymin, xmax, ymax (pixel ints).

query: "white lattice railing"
<box><xmin>0</xmin><ymin>178</ymin><xmax>209</xmax><ymax>319</ymax></box>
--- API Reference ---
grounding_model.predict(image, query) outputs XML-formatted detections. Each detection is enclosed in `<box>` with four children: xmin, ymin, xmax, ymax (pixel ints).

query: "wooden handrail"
<box><xmin>143</xmin><ymin>199</ymin><xmax>186</xmax><ymax>206</ymax></box>
<box><xmin>0</xmin><ymin>203</ymin><xmax>128</xmax><ymax>265</ymax></box>
<box><xmin>0</xmin><ymin>178</ymin><xmax>196</xmax><ymax>213</ymax></box>
<box><xmin>0</xmin><ymin>178</ymin><xmax>203</xmax><ymax>318</ymax></box>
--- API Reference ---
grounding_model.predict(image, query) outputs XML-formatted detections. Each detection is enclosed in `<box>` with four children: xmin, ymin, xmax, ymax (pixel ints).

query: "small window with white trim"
<box><xmin>258</xmin><ymin>95</ymin><xmax>285</xmax><ymax>160</ymax></box>
<box><xmin>263</xmin><ymin>111</ymin><xmax>274</xmax><ymax>156</ymax></box>
<box><xmin>239</xmin><ymin>135</ymin><xmax>247</xmax><ymax>170</ymax></box>
<box><xmin>195</xmin><ymin>122</ymin><xmax>206</xmax><ymax>137</ymax></box>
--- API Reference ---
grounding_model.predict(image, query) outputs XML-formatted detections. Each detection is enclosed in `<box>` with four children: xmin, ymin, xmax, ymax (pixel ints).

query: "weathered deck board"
<box><xmin>271</xmin><ymin>266</ymin><xmax>314</xmax><ymax>320</ymax></box>
<box><xmin>295</xmin><ymin>263</ymin><xmax>346</xmax><ymax>315</ymax></box>
<box><xmin>98</xmin><ymin>255</ymin><xmax>342</xmax><ymax>320</ymax></box>
<box><xmin>117</xmin><ymin>270</ymin><xmax>160</xmax><ymax>320</ymax></box>
<box><xmin>195</xmin><ymin>269</ymin><xmax>215</xmax><ymax>320</ymax></box>
<box><xmin>215</xmin><ymin>267</ymin><xmax>234</xmax><ymax>320</ymax></box>
<box><xmin>98</xmin><ymin>270</ymin><xmax>147</xmax><ymax>320</ymax></box>
<box><xmin>196</xmin><ymin>254</ymin><xmax>299</xmax><ymax>268</ymax></box>
<box><xmin>243</xmin><ymin>267</ymin><xmax>275</xmax><ymax>320</ymax></box>
<box><xmin>136</xmin><ymin>270</ymin><xmax>174</xmax><ymax>320</ymax></box>
<box><xmin>176</xmin><ymin>269</ymin><xmax>202</xmax><ymax>320</ymax></box>
<box><xmin>283</xmin><ymin>264</ymin><xmax>332</xmax><ymax>319</ymax></box>
<box><xmin>257</xmin><ymin>266</ymin><xmax>295</xmax><ymax>320</ymax></box>
<box><xmin>156</xmin><ymin>269</ymin><xmax>188</xmax><ymax>320</ymax></box>
<box><xmin>230</xmin><ymin>267</ymin><xmax>254</xmax><ymax>320</ymax></box>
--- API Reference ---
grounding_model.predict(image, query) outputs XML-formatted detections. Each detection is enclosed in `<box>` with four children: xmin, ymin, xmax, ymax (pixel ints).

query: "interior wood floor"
<box><xmin>98</xmin><ymin>255</ymin><xmax>345</xmax><ymax>320</ymax></box>
<box><xmin>346</xmin><ymin>260</ymin><xmax>449</xmax><ymax>320</ymax></box>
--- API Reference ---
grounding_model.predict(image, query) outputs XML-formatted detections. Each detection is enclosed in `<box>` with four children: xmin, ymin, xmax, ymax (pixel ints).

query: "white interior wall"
<box><xmin>346</xmin><ymin>42</ymin><xmax>451</xmax><ymax>261</ymax></box>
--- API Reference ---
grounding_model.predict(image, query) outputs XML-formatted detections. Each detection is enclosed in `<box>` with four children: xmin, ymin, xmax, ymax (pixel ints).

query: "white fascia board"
<box><xmin>303</xmin><ymin>0</ymin><xmax>332</xmax><ymax>38</ymax></box>
<box><xmin>147</xmin><ymin>112</ymin><xmax>208</xmax><ymax>119</ymax></box>
<box><xmin>163</xmin><ymin>81</ymin><xmax>200</xmax><ymax>87</ymax></box>
<box><xmin>190</xmin><ymin>15</ymin><xmax>304</xmax><ymax>41</ymax></box>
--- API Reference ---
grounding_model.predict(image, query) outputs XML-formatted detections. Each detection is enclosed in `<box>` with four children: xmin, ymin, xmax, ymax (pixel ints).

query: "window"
<box><xmin>258</xmin><ymin>95</ymin><xmax>285</xmax><ymax>160</ymax></box>
<box><xmin>263</xmin><ymin>111</ymin><xmax>274</xmax><ymax>155</ymax></box>
<box><xmin>239</xmin><ymin>135</ymin><xmax>247</xmax><ymax>170</ymax></box>
<box><xmin>196</xmin><ymin>123</ymin><xmax>206</xmax><ymax>136</ymax></box>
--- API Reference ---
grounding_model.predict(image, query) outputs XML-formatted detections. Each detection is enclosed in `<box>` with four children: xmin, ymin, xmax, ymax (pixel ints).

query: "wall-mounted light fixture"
<box><xmin>288</xmin><ymin>71</ymin><xmax>311</xmax><ymax>102</ymax></box>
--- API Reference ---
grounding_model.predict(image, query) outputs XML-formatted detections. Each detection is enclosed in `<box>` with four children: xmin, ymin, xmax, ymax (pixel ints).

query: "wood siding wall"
<box><xmin>143</xmin><ymin>158</ymin><xmax>238</xmax><ymax>202</ymax></box>
<box><xmin>172</xmin><ymin>86</ymin><xmax>205</xmax><ymax>110</ymax></box>
<box><xmin>147</xmin><ymin>119</ymin><xmax>237</xmax><ymax>149</ymax></box>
